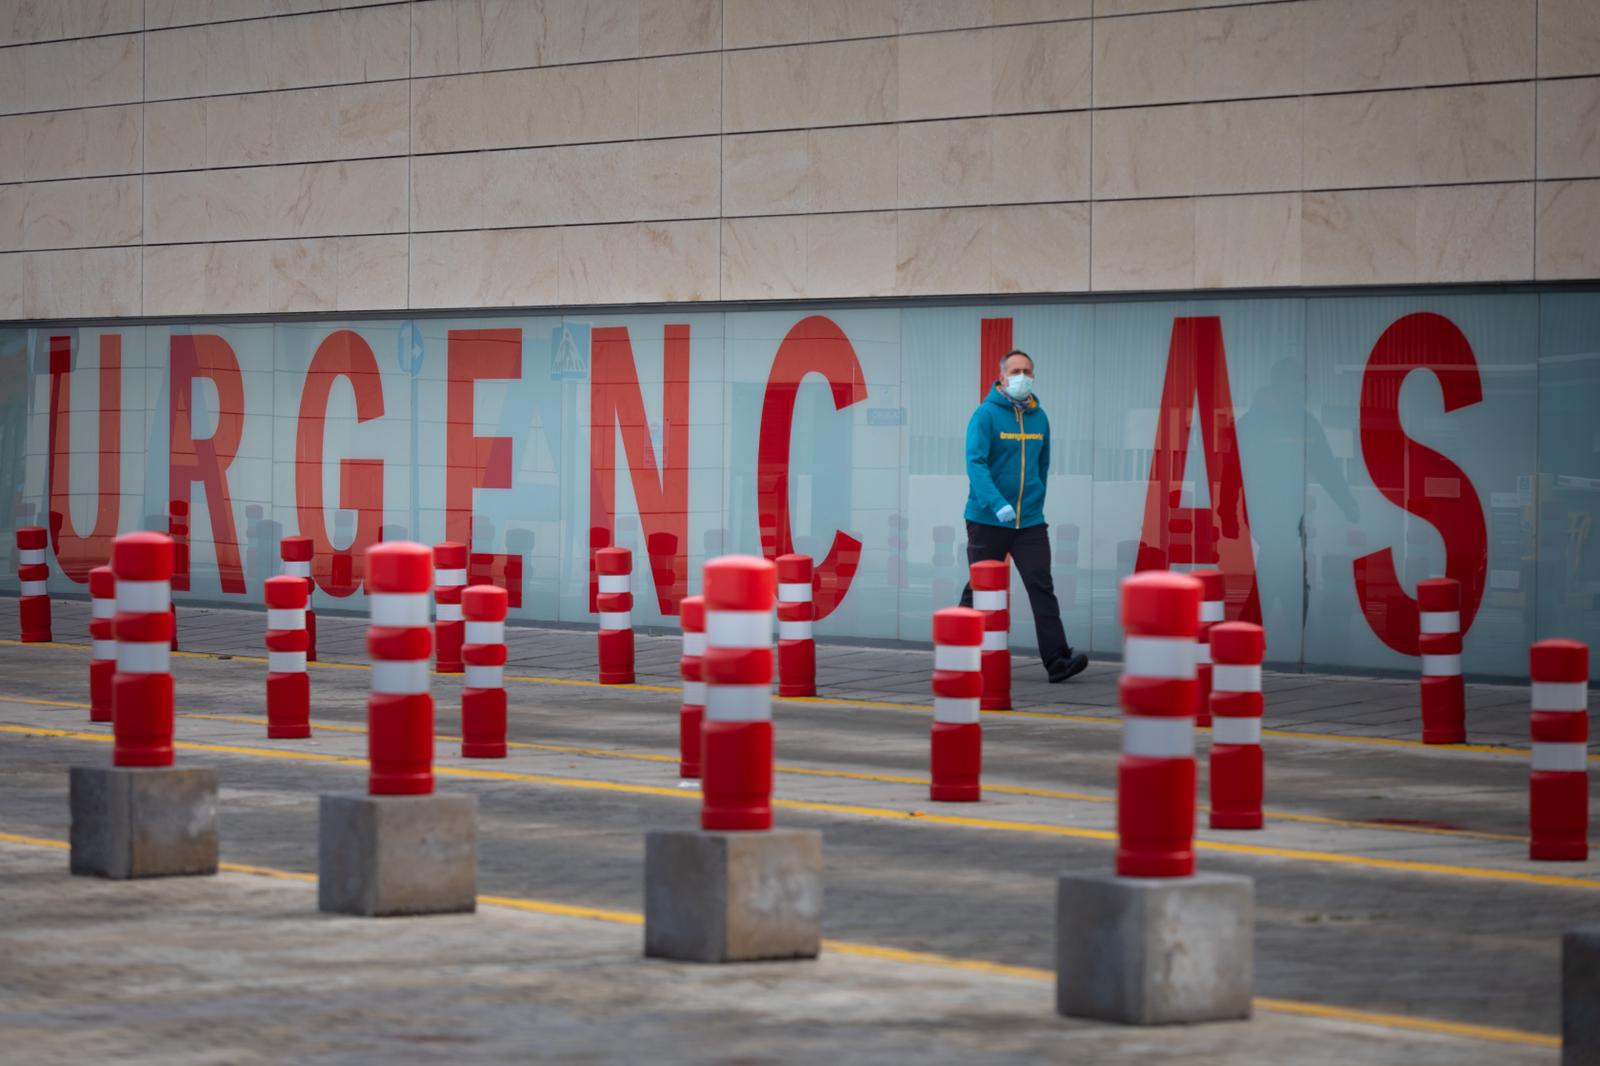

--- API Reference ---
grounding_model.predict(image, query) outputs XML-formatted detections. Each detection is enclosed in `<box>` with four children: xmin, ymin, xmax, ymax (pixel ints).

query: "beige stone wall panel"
<box><xmin>1536</xmin><ymin>178</ymin><xmax>1600</xmax><ymax>279</ymax></box>
<box><xmin>2</xmin><ymin>33</ymin><xmax>142</xmax><ymax>114</ymax></box>
<box><xmin>991</xmin><ymin>201</ymin><xmax>1089</xmax><ymax>293</ymax></box>
<box><xmin>1415</xmin><ymin>82</ymin><xmax>1534</xmax><ymax>185</ymax></box>
<box><xmin>1540</xmin><ymin>0</ymin><xmax>1600</xmax><ymax>77</ymax></box>
<box><xmin>1414</xmin><ymin>181</ymin><xmax>1533</xmax><ymax>282</ymax></box>
<box><xmin>1092</xmin><ymin>103</ymin><xmax>1197</xmax><ymax>200</ymax></box>
<box><xmin>0</xmin><ymin>0</ymin><xmax>142</xmax><ymax>46</ymax></box>
<box><xmin>721</xmin><ymin>214</ymin><xmax>806</xmax><ymax>299</ymax></box>
<box><xmin>1194</xmin><ymin>96</ymin><xmax>1302</xmax><ymax>196</ymax></box>
<box><xmin>1092</xmin><ymin>9</ymin><xmax>1193</xmax><ymax>108</ymax></box>
<box><xmin>1091</xmin><ymin>196</ymin><xmax>1195</xmax><ymax>290</ymax></box>
<box><xmin>1300</xmin><ymin>186</ymin><xmax>1417</xmax><ymax>286</ymax></box>
<box><xmin>1537</xmin><ymin>77</ymin><xmax>1600</xmax><ymax>179</ymax></box>
<box><xmin>992</xmin><ymin>20</ymin><xmax>1090</xmax><ymax>112</ymax></box>
<box><xmin>721</xmin><ymin>130</ymin><xmax>810</xmax><ymax>216</ymax></box>
<box><xmin>1192</xmin><ymin>1</ymin><xmax>1303</xmax><ymax>101</ymax></box>
<box><xmin>897</xmin><ymin>28</ymin><xmax>993</xmax><ymax>122</ymax></box>
<box><xmin>806</xmin><ymin>210</ymin><xmax>897</xmax><ymax>297</ymax></box>
<box><xmin>989</xmin><ymin>112</ymin><xmax>1090</xmax><ymax>203</ymax></box>
<box><xmin>896</xmin><ymin>205</ymin><xmax>991</xmax><ymax>294</ymax></box>
<box><xmin>1194</xmin><ymin>192</ymin><xmax>1301</xmax><ymax>289</ymax></box>
<box><xmin>641</xmin><ymin>0</ymin><xmax>722</xmax><ymax>55</ymax></box>
<box><xmin>897</xmin><ymin>117</ymin><xmax>992</xmax><ymax>210</ymax></box>
<box><xmin>809</xmin><ymin>124</ymin><xmax>899</xmax><ymax>212</ymax></box>
<box><xmin>639</xmin><ymin>53</ymin><xmax>723</xmax><ymax>137</ymax></box>
<box><xmin>638</xmin><ymin>218</ymin><xmax>720</xmax><ymax>300</ymax></box>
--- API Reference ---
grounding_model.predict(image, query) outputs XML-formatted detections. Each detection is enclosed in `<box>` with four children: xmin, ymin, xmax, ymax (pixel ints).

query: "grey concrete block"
<box><xmin>1057</xmin><ymin>871</ymin><xmax>1253</xmax><ymax>1025</ymax></box>
<box><xmin>1566</xmin><ymin>925</ymin><xmax>1600</xmax><ymax>1065</ymax></box>
<box><xmin>644</xmin><ymin>829</ymin><xmax>822</xmax><ymax>963</ymax></box>
<box><xmin>318</xmin><ymin>793</ymin><xmax>477</xmax><ymax>917</ymax></box>
<box><xmin>69</xmin><ymin>765</ymin><xmax>219</xmax><ymax>880</ymax></box>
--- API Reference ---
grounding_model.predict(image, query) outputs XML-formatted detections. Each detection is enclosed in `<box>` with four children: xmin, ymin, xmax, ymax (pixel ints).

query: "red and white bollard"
<box><xmin>433</xmin><ymin>541</ymin><xmax>466</xmax><ymax>674</ymax></box>
<box><xmin>264</xmin><ymin>575</ymin><xmax>311</xmax><ymax>739</ymax></box>
<box><xmin>88</xmin><ymin>565</ymin><xmax>115</xmax><ymax>723</ymax></box>
<box><xmin>971</xmin><ymin>560</ymin><xmax>1011</xmax><ymax>711</ymax></box>
<box><xmin>1117</xmin><ymin>570</ymin><xmax>1201</xmax><ymax>877</ymax></box>
<box><xmin>1418</xmin><ymin>577</ymin><xmax>1465</xmax><ymax>744</ymax></box>
<box><xmin>366</xmin><ymin>542</ymin><xmax>435</xmax><ymax>795</ymax></box>
<box><xmin>280</xmin><ymin>535</ymin><xmax>316</xmax><ymax>661</ymax></box>
<box><xmin>1208</xmin><ymin>621</ymin><xmax>1265</xmax><ymax>830</ymax></box>
<box><xmin>678</xmin><ymin>594</ymin><xmax>706</xmax><ymax>781</ymax></box>
<box><xmin>701</xmin><ymin>556</ymin><xmax>777</xmax><ymax>831</ymax></box>
<box><xmin>596</xmin><ymin>546</ymin><xmax>635</xmax><ymax>684</ymax></box>
<box><xmin>930</xmin><ymin>606</ymin><xmax>984</xmax><ymax>802</ymax></box>
<box><xmin>776</xmin><ymin>553</ymin><xmax>816</xmax><ymax>698</ymax></box>
<box><xmin>1192</xmin><ymin>568</ymin><xmax>1224</xmax><ymax>728</ymax></box>
<box><xmin>461</xmin><ymin>584</ymin><xmax>508</xmax><ymax>759</ymax></box>
<box><xmin>16</xmin><ymin>526</ymin><xmax>51</xmax><ymax>642</ymax></box>
<box><xmin>1529</xmin><ymin>639</ymin><xmax>1589</xmax><ymax>861</ymax></box>
<box><xmin>112</xmin><ymin>532</ymin><xmax>176</xmax><ymax>768</ymax></box>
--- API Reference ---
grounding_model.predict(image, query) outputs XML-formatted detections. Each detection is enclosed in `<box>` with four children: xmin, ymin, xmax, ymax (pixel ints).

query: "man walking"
<box><xmin>959</xmin><ymin>349</ymin><xmax>1089</xmax><ymax>683</ymax></box>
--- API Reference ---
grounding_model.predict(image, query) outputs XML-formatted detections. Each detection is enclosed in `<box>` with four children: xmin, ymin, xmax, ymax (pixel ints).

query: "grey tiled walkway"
<box><xmin>0</xmin><ymin>594</ymin><xmax>1574</xmax><ymax>751</ymax></box>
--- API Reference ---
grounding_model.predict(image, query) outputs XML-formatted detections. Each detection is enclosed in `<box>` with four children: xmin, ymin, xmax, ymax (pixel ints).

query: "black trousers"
<box><xmin>958</xmin><ymin>521</ymin><xmax>1070</xmax><ymax>668</ymax></box>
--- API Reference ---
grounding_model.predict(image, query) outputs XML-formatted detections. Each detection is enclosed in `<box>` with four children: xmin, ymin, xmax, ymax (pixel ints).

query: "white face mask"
<box><xmin>1003</xmin><ymin>372</ymin><xmax>1033</xmax><ymax>401</ymax></box>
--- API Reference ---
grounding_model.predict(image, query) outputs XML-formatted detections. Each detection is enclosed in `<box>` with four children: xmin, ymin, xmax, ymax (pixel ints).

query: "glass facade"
<box><xmin>4</xmin><ymin>288</ymin><xmax>1598</xmax><ymax>678</ymax></box>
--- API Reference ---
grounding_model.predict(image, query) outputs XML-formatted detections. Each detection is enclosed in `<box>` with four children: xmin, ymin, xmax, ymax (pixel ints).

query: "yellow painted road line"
<box><xmin>5</xmin><ymin>698</ymin><xmax>1543</xmax><ymax>846</ymax></box>
<box><xmin>5</xmin><ymin>636</ymin><xmax>1588</xmax><ymax>764</ymax></box>
<box><xmin>5</xmin><ymin>721</ymin><xmax>1598</xmax><ymax>893</ymax></box>
<box><xmin>0</xmin><ymin>830</ymin><xmax>1558</xmax><ymax>1049</ymax></box>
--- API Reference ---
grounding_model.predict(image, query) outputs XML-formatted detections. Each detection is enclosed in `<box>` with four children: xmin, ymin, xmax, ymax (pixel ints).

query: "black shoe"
<box><xmin>1048</xmin><ymin>651</ymin><xmax>1089</xmax><ymax>683</ymax></box>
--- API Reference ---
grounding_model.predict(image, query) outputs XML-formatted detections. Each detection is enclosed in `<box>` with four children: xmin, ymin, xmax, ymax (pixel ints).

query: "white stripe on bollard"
<box><xmin>934</xmin><ymin>645</ymin><xmax>983</xmax><ymax>672</ymax></box>
<box><xmin>599</xmin><ymin>611</ymin><xmax>632</xmax><ymax>630</ymax></box>
<box><xmin>933</xmin><ymin>696</ymin><xmax>981</xmax><ymax>724</ymax></box>
<box><xmin>371</xmin><ymin>659</ymin><xmax>431</xmax><ymax>694</ymax></box>
<box><xmin>19</xmin><ymin>548</ymin><xmax>45</xmax><ymax>565</ymax></box>
<box><xmin>284</xmin><ymin>560</ymin><xmax>311</xmax><ymax>578</ymax></box>
<box><xmin>1123</xmin><ymin>715</ymin><xmax>1196</xmax><ymax>758</ymax></box>
<box><xmin>778</xmin><ymin>582</ymin><xmax>811</xmax><ymax>603</ymax></box>
<box><xmin>706</xmin><ymin>610</ymin><xmax>772</xmax><ymax>649</ymax></box>
<box><xmin>115</xmin><ymin>580</ymin><xmax>171</xmax><ymax>612</ymax></box>
<box><xmin>683</xmin><ymin>680</ymin><xmax>707</xmax><ymax>704</ymax></box>
<box><xmin>1211</xmin><ymin>663</ymin><xmax>1263</xmax><ymax>693</ymax></box>
<box><xmin>705</xmin><ymin>684</ymin><xmax>772</xmax><ymax>722</ymax></box>
<box><xmin>1212</xmin><ymin>717</ymin><xmax>1262</xmax><ymax>745</ymax></box>
<box><xmin>20</xmin><ymin>580</ymin><xmax>46</xmax><ymax>596</ymax></box>
<box><xmin>464</xmin><ymin>620</ymin><xmax>504</xmax><ymax>645</ymax></box>
<box><xmin>267</xmin><ymin>607</ymin><xmax>306</xmax><ymax>630</ymax></box>
<box><xmin>778</xmin><ymin>619</ymin><xmax>813</xmax><ymax>640</ymax></box>
<box><xmin>1531</xmin><ymin>681</ymin><xmax>1588</xmax><ymax>712</ymax></box>
<box><xmin>1195</xmin><ymin>642</ymin><xmax>1212</xmax><ymax>665</ymax></box>
<box><xmin>465</xmin><ymin>664</ymin><xmax>504</xmax><ymax>689</ymax></box>
<box><xmin>972</xmin><ymin>590</ymin><xmax>1006</xmax><ymax>611</ymax></box>
<box><xmin>1532</xmin><ymin>742</ymin><xmax>1589</xmax><ymax>773</ymax></box>
<box><xmin>370</xmin><ymin>592</ymin><xmax>430</xmax><ymax>626</ymax></box>
<box><xmin>435</xmin><ymin>568</ymin><xmax>467</xmax><ymax>587</ymax></box>
<box><xmin>117</xmin><ymin>641</ymin><xmax>170</xmax><ymax>674</ymax></box>
<box><xmin>1200</xmin><ymin>601</ymin><xmax>1224</xmax><ymax>623</ymax></box>
<box><xmin>1419</xmin><ymin>610</ymin><xmax>1461</xmax><ymax>634</ymax></box>
<box><xmin>436</xmin><ymin>602</ymin><xmax>463</xmax><ymax>622</ymax></box>
<box><xmin>268</xmin><ymin>650</ymin><xmax>307</xmax><ymax>673</ymax></box>
<box><xmin>1123</xmin><ymin>636</ymin><xmax>1196</xmax><ymax>679</ymax></box>
<box><xmin>682</xmin><ymin>632</ymin><xmax>707</xmax><ymax>657</ymax></box>
<box><xmin>92</xmin><ymin>598</ymin><xmax>115</xmax><ymax>619</ymax></box>
<box><xmin>981</xmin><ymin>631</ymin><xmax>1008</xmax><ymax>652</ymax></box>
<box><xmin>598</xmin><ymin>574</ymin><xmax>629</xmax><ymax>593</ymax></box>
<box><xmin>1422</xmin><ymin>653</ymin><xmax>1462</xmax><ymax>677</ymax></box>
<box><xmin>93</xmin><ymin>639</ymin><xmax>117</xmax><ymax>659</ymax></box>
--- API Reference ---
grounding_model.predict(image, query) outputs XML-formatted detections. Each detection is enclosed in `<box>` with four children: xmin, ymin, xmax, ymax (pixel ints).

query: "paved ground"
<box><xmin>0</xmin><ymin>595</ymin><xmax>1594</xmax><ymax>1061</ymax></box>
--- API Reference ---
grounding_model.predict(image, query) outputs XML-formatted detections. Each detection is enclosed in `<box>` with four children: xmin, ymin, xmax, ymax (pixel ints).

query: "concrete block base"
<box><xmin>318</xmin><ymin>793</ymin><xmax>477</xmax><ymax>917</ymax></box>
<box><xmin>1057</xmin><ymin>871</ymin><xmax>1253</xmax><ymax>1025</ymax></box>
<box><xmin>1566</xmin><ymin>925</ymin><xmax>1600</xmax><ymax>1065</ymax></box>
<box><xmin>644</xmin><ymin>829</ymin><xmax>822</xmax><ymax>963</ymax></box>
<box><xmin>69</xmin><ymin>765</ymin><xmax>219</xmax><ymax>879</ymax></box>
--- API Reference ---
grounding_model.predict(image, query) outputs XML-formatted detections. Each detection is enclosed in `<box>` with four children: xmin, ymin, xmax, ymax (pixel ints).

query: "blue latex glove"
<box><xmin>995</xmin><ymin>503</ymin><xmax>1016</xmax><ymax>525</ymax></box>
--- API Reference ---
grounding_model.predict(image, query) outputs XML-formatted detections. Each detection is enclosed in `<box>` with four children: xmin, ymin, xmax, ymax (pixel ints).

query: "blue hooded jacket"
<box><xmin>965</xmin><ymin>384</ymin><xmax>1050</xmax><ymax>529</ymax></box>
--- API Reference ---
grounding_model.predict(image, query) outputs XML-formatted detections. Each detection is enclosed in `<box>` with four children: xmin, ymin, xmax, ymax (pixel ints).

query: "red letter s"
<box><xmin>1353</xmin><ymin>312</ymin><xmax>1488</xmax><ymax>654</ymax></box>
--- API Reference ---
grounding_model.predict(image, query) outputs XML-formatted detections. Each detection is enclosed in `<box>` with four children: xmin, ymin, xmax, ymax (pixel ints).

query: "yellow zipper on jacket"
<box><xmin>1014</xmin><ymin>406</ymin><xmax>1025</xmax><ymax>528</ymax></box>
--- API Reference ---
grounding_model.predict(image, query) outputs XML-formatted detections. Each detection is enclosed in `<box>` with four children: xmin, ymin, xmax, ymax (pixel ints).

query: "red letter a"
<box><xmin>1135</xmin><ymin>317</ymin><xmax>1261</xmax><ymax>624</ymax></box>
